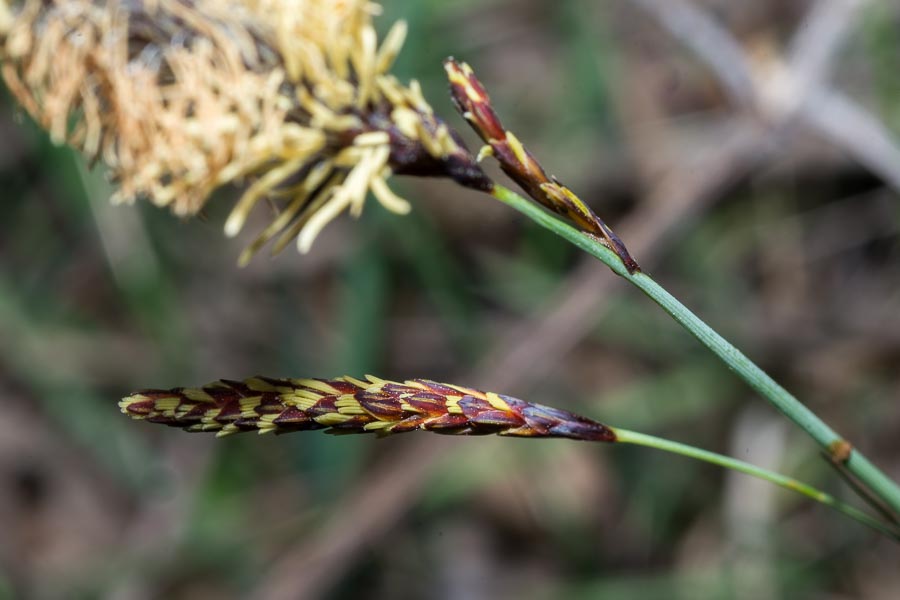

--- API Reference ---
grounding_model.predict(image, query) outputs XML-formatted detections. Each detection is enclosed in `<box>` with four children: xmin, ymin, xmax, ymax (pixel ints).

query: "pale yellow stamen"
<box><xmin>238</xmin><ymin>161</ymin><xmax>333</xmax><ymax>266</ymax></box>
<box><xmin>297</xmin><ymin>145</ymin><xmax>389</xmax><ymax>250</ymax></box>
<box><xmin>315</xmin><ymin>413</ymin><xmax>354</xmax><ymax>426</ymax></box>
<box><xmin>371</xmin><ymin>172</ymin><xmax>411</xmax><ymax>214</ymax></box>
<box><xmin>476</xmin><ymin>145</ymin><xmax>494</xmax><ymax>162</ymax></box>
<box><xmin>353</xmin><ymin>24</ymin><xmax>377</xmax><ymax>108</ymax></box>
<box><xmin>354</xmin><ymin>131</ymin><xmax>391</xmax><ymax>146</ymax></box>
<box><xmin>270</xmin><ymin>174</ymin><xmax>343</xmax><ymax>255</ymax></box>
<box><xmin>375</xmin><ymin>20</ymin><xmax>407</xmax><ymax>75</ymax></box>
<box><xmin>182</xmin><ymin>388</ymin><xmax>216</xmax><ymax>403</ymax></box>
<box><xmin>485</xmin><ymin>392</ymin><xmax>511</xmax><ymax>412</ymax></box>
<box><xmin>224</xmin><ymin>157</ymin><xmax>308</xmax><ymax>237</ymax></box>
<box><xmin>296</xmin><ymin>379</ymin><xmax>341</xmax><ymax>395</ymax></box>
<box><xmin>505</xmin><ymin>131</ymin><xmax>530</xmax><ymax>171</ymax></box>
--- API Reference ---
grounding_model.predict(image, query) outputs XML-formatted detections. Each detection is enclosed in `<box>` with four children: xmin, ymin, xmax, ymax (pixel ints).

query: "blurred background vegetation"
<box><xmin>2</xmin><ymin>0</ymin><xmax>899</xmax><ymax>598</ymax></box>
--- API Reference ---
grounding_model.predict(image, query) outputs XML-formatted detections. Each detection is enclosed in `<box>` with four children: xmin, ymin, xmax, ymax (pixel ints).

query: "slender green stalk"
<box><xmin>612</xmin><ymin>427</ymin><xmax>898</xmax><ymax>540</ymax></box>
<box><xmin>491</xmin><ymin>183</ymin><xmax>900</xmax><ymax>516</ymax></box>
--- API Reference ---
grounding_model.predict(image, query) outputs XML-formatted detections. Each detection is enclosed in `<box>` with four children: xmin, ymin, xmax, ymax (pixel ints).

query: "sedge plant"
<box><xmin>1</xmin><ymin>0</ymin><xmax>898</xmax><ymax>541</ymax></box>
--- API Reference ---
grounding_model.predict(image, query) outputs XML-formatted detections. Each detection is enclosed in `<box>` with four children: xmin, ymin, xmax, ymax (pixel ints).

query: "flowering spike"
<box><xmin>120</xmin><ymin>376</ymin><xmax>617</xmax><ymax>442</ymax></box>
<box><xmin>444</xmin><ymin>58</ymin><xmax>639</xmax><ymax>273</ymax></box>
<box><xmin>0</xmin><ymin>1</ymin><xmax>490</xmax><ymax>261</ymax></box>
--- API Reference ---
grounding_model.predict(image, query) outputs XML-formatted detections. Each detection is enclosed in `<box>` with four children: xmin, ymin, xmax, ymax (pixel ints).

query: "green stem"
<box><xmin>490</xmin><ymin>183</ymin><xmax>900</xmax><ymax>516</ymax></box>
<box><xmin>612</xmin><ymin>427</ymin><xmax>898</xmax><ymax>540</ymax></box>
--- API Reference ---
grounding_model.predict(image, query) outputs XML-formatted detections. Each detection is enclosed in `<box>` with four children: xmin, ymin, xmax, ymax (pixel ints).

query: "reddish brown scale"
<box><xmin>381</xmin><ymin>382</ymin><xmax>417</xmax><ymax>396</ymax></box>
<box><xmin>123</xmin><ymin>398</ymin><xmax>156</xmax><ymax>416</ymax></box>
<box><xmin>355</xmin><ymin>391</ymin><xmax>405</xmax><ymax>419</ymax></box>
<box><xmin>219</xmin><ymin>379</ymin><xmax>255</xmax><ymax>397</ymax></box>
<box><xmin>256</xmin><ymin>394</ymin><xmax>287</xmax><ymax>415</ymax></box>
<box><xmin>146</xmin><ymin>412</ymin><xmax>181</xmax><ymax>427</ymax></box>
<box><xmin>178</xmin><ymin>404</ymin><xmax>210</xmax><ymax>425</ymax></box>
<box><xmin>322</xmin><ymin>379</ymin><xmax>362</xmax><ymax>395</ymax></box>
<box><xmin>421</xmin><ymin>413</ymin><xmax>470</xmax><ymax>432</ymax></box>
<box><xmin>233</xmin><ymin>419</ymin><xmax>262</xmax><ymax>432</ymax></box>
<box><xmin>213</xmin><ymin>399</ymin><xmax>243</xmax><ymax>423</ymax></box>
<box><xmin>404</xmin><ymin>394</ymin><xmax>447</xmax><ymax>416</ymax></box>
<box><xmin>468</xmin><ymin>410</ymin><xmax>525</xmax><ymax>430</ymax></box>
<box><xmin>389</xmin><ymin>415</ymin><xmax>428</xmax><ymax>434</ymax></box>
<box><xmin>305</xmin><ymin>396</ymin><xmax>339</xmax><ymax>418</ymax></box>
<box><xmin>272</xmin><ymin>406</ymin><xmax>314</xmax><ymax>427</ymax></box>
<box><xmin>408</xmin><ymin>391</ymin><xmax>447</xmax><ymax>403</ymax></box>
<box><xmin>413</xmin><ymin>380</ymin><xmax>461</xmax><ymax>396</ymax></box>
<box><xmin>469</xmin><ymin>103</ymin><xmax>504</xmax><ymax>141</ymax></box>
<box><xmin>456</xmin><ymin>395</ymin><xmax>493</xmax><ymax>418</ymax></box>
<box><xmin>204</xmin><ymin>388</ymin><xmax>234</xmax><ymax>403</ymax></box>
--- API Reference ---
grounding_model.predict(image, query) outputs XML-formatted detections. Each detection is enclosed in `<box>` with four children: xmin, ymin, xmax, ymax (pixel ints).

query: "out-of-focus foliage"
<box><xmin>1</xmin><ymin>1</ymin><xmax>899</xmax><ymax>598</ymax></box>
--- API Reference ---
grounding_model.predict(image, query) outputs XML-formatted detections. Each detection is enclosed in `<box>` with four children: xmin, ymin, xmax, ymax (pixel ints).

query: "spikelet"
<box><xmin>444</xmin><ymin>59</ymin><xmax>639</xmax><ymax>272</ymax></box>
<box><xmin>120</xmin><ymin>375</ymin><xmax>616</xmax><ymax>442</ymax></box>
<box><xmin>0</xmin><ymin>1</ymin><xmax>490</xmax><ymax>262</ymax></box>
